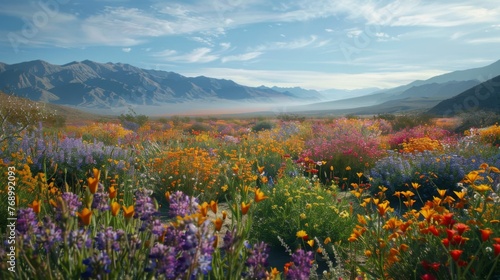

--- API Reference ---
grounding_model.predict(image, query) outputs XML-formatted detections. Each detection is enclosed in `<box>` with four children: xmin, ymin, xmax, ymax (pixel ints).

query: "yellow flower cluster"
<box><xmin>401</xmin><ymin>137</ymin><xmax>443</xmax><ymax>153</ymax></box>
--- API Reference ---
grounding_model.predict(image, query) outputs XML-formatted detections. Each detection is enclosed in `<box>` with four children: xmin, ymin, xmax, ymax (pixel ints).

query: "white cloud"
<box><xmin>180</xmin><ymin>67</ymin><xmax>447</xmax><ymax>90</ymax></box>
<box><xmin>122</xmin><ymin>47</ymin><xmax>132</xmax><ymax>52</ymax></box>
<box><xmin>154</xmin><ymin>48</ymin><xmax>218</xmax><ymax>63</ymax></box>
<box><xmin>253</xmin><ymin>35</ymin><xmax>319</xmax><ymax>52</ymax></box>
<box><xmin>221</xmin><ymin>52</ymin><xmax>262</xmax><ymax>63</ymax></box>
<box><xmin>346</xmin><ymin>29</ymin><xmax>363</xmax><ymax>38</ymax></box>
<box><xmin>467</xmin><ymin>37</ymin><xmax>500</xmax><ymax>44</ymax></box>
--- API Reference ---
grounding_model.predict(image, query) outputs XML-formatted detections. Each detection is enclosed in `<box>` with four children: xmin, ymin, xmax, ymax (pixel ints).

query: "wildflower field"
<box><xmin>1</xmin><ymin>109</ymin><xmax>500</xmax><ymax>279</ymax></box>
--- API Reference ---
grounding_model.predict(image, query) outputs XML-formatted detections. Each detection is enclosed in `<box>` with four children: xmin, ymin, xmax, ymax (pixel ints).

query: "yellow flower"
<box><xmin>345</xmin><ymin>166</ymin><xmax>351</xmax><ymax>171</ymax></box>
<box><xmin>472</xmin><ymin>184</ymin><xmax>491</xmax><ymax>193</ymax></box>
<box><xmin>307</xmin><ymin>240</ymin><xmax>314</xmax><ymax>247</ymax></box>
<box><xmin>165</xmin><ymin>191</ymin><xmax>170</xmax><ymax>201</ymax></box>
<box><xmin>411</xmin><ymin>182</ymin><xmax>421</xmax><ymax>190</ymax></box>
<box><xmin>324</xmin><ymin>237</ymin><xmax>331</xmax><ymax>244</ymax></box>
<box><xmin>463</xmin><ymin>171</ymin><xmax>483</xmax><ymax>184</ymax></box>
<box><xmin>254</xmin><ymin>188</ymin><xmax>268</xmax><ymax>203</ymax></box>
<box><xmin>437</xmin><ymin>189</ymin><xmax>447</xmax><ymax>197</ymax></box>
<box><xmin>296</xmin><ymin>230</ymin><xmax>308</xmax><ymax>239</ymax></box>
<box><xmin>357</xmin><ymin>172</ymin><xmax>363</xmax><ymax>178</ymax></box>
<box><xmin>300</xmin><ymin>213</ymin><xmax>306</xmax><ymax>220</ymax></box>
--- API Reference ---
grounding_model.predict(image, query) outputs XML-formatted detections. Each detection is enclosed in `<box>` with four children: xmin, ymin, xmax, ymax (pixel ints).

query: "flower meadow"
<box><xmin>1</xmin><ymin>114</ymin><xmax>500</xmax><ymax>279</ymax></box>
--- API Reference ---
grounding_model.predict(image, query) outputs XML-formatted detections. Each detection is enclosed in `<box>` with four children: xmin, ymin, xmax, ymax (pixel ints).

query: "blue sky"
<box><xmin>1</xmin><ymin>0</ymin><xmax>499</xmax><ymax>90</ymax></box>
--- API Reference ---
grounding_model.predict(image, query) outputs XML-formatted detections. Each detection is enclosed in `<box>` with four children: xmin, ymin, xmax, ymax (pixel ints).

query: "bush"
<box><xmin>454</xmin><ymin>111</ymin><xmax>500</xmax><ymax>133</ymax></box>
<box><xmin>251</xmin><ymin>175</ymin><xmax>355</xmax><ymax>248</ymax></box>
<box><xmin>252</xmin><ymin>121</ymin><xmax>273</xmax><ymax>132</ymax></box>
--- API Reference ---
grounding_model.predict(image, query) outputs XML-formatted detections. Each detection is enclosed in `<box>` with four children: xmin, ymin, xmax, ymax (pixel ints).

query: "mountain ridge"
<box><xmin>0</xmin><ymin>59</ymin><xmax>321</xmax><ymax>109</ymax></box>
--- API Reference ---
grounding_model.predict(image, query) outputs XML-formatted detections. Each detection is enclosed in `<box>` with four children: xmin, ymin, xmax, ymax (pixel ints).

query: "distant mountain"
<box><xmin>0</xmin><ymin>60</ymin><xmax>319</xmax><ymax>109</ymax></box>
<box><xmin>428</xmin><ymin>75</ymin><xmax>500</xmax><ymax>116</ymax></box>
<box><xmin>262</xmin><ymin>86</ymin><xmax>324</xmax><ymax>100</ymax></box>
<box><xmin>319</xmin><ymin>87</ymin><xmax>381</xmax><ymax>100</ymax></box>
<box><xmin>289</xmin><ymin>59</ymin><xmax>500</xmax><ymax>114</ymax></box>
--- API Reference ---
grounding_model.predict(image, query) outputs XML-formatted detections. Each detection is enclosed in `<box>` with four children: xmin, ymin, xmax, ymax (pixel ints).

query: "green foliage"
<box><xmin>118</xmin><ymin>108</ymin><xmax>149</xmax><ymax>127</ymax></box>
<box><xmin>186</xmin><ymin>122</ymin><xmax>211</xmax><ymax>134</ymax></box>
<box><xmin>455</xmin><ymin>111</ymin><xmax>500</xmax><ymax>133</ymax></box>
<box><xmin>277</xmin><ymin>113</ymin><xmax>306</xmax><ymax>122</ymax></box>
<box><xmin>378</xmin><ymin>113</ymin><xmax>433</xmax><ymax>131</ymax></box>
<box><xmin>252</xmin><ymin>121</ymin><xmax>273</xmax><ymax>132</ymax></box>
<box><xmin>251</xmin><ymin>175</ymin><xmax>355</xmax><ymax>248</ymax></box>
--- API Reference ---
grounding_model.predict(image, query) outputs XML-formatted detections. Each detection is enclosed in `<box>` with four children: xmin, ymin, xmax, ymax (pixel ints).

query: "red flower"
<box><xmin>429</xmin><ymin>262</ymin><xmax>440</xmax><ymax>271</ymax></box>
<box><xmin>454</xmin><ymin>223</ymin><xmax>469</xmax><ymax>235</ymax></box>
<box><xmin>493</xmin><ymin>244</ymin><xmax>500</xmax><ymax>256</ymax></box>
<box><xmin>446</xmin><ymin>229</ymin><xmax>457</xmax><ymax>240</ymax></box>
<box><xmin>442</xmin><ymin>238</ymin><xmax>450</xmax><ymax>247</ymax></box>
<box><xmin>421</xmin><ymin>274</ymin><xmax>437</xmax><ymax>280</ymax></box>
<box><xmin>428</xmin><ymin>225</ymin><xmax>439</xmax><ymax>236</ymax></box>
<box><xmin>441</xmin><ymin>213</ymin><xmax>455</xmax><ymax>228</ymax></box>
<box><xmin>480</xmin><ymin>228</ymin><xmax>493</xmax><ymax>242</ymax></box>
<box><xmin>450</xmin><ymin>250</ymin><xmax>463</xmax><ymax>262</ymax></box>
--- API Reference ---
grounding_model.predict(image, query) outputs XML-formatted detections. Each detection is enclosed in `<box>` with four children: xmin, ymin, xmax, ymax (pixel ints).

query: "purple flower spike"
<box><xmin>286</xmin><ymin>249</ymin><xmax>314</xmax><ymax>280</ymax></box>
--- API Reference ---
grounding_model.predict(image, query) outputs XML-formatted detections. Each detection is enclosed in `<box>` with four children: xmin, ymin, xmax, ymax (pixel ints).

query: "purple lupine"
<box><xmin>95</xmin><ymin>227</ymin><xmax>125</xmax><ymax>252</ymax></box>
<box><xmin>91</xmin><ymin>183</ymin><xmax>110</xmax><ymax>211</ymax></box>
<box><xmin>125</xmin><ymin>233</ymin><xmax>142</xmax><ymax>259</ymax></box>
<box><xmin>148</xmin><ymin>243</ymin><xmax>177</xmax><ymax>278</ymax></box>
<box><xmin>53</xmin><ymin>192</ymin><xmax>82</xmax><ymax>221</ymax></box>
<box><xmin>221</xmin><ymin>227</ymin><xmax>239</xmax><ymax>252</ymax></box>
<box><xmin>286</xmin><ymin>249</ymin><xmax>314</xmax><ymax>280</ymax></box>
<box><xmin>134</xmin><ymin>188</ymin><xmax>157</xmax><ymax>221</ymax></box>
<box><xmin>244</xmin><ymin>241</ymin><xmax>270</xmax><ymax>279</ymax></box>
<box><xmin>151</xmin><ymin>219</ymin><xmax>165</xmax><ymax>237</ymax></box>
<box><xmin>35</xmin><ymin>217</ymin><xmax>63</xmax><ymax>251</ymax></box>
<box><xmin>81</xmin><ymin>251</ymin><xmax>112</xmax><ymax>279</ymax></box>
<box><xmin>167</xmin><ymin>190</ymin><xmax>199</xmax><ymax>218</ymax></box>
<box><xmin>16</xmin><ymin>208</ymin><xmax>38</xmax><ymax>239</ymax></box>
<box><xmin>194</xmin><ymin>220</ymin><xmax>215</xmax><ymax>276</ymax></box>
<box><xmin>68</xmin><ymin>229</ymin><xmax>92</xmax><ymax>250</ymax></box>
<box><xmin>148</xmin><ymin>216</ymin><xmax>215</xmax><ymax>278</ymax></box>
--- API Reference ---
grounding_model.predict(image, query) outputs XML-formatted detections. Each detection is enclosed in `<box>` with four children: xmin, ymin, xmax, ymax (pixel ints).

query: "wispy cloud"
<box><xmin>154</xmin><ymin>48</ymin><xmax>219</xmax><ymax>63</ymax></box>
<box><xmin>253</xmin><ymin>35</ymin><xmax>320</xmax><ymax>52</ymax></box>
<box><xmin>122</xmin><ymin>47</ymin><xmax>132</xmax><ymax>52</ymax></box>
<box><xmin>221</xmin><ymin>52</ymin><xmax>262</xmax><ymax>63</ymax></box>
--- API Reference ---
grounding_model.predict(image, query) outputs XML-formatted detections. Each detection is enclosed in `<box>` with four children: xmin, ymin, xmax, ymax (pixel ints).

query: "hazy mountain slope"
<box><xmin>428</xmin><ymin>75</ymin><xmax>500</xmax><ymax>116</ymax></box>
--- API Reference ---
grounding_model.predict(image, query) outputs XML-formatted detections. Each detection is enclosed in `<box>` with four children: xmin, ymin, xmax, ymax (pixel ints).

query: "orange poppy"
<box><xmin>241</xmin><ymin>202</ymin><xmax>251</xmax><ymax>215</ymax></box>
<box><xmin>87</xmin><ymin>168</ymin><xmax>100</xmax><ymax>194</ymax></box>
<box><xmin>77</xmin><ymin>208</ymin><xmax>92</xmax><ymax>225</ymax></box>
<box><xmin>122</xmin><ymin>205</ymin><xmax>135</xmax><ymax>220</ymax></box>
<box><xmin>254</xmin><ymin>189</ymin><xmax>268</xmax><ymax>203</ymax></box>
<box><xmin>109</xmin><ymin>186</ymin><xmax>117</xmax><ymax>199</ymax></box>
<box><xmin>111</xmin><ymin>201</ymin><xmax>120</xmax><ymax>216</ymax></box>
<box><xmin>29</xmin><ymin>200</ymin><xmax>41</xmax><ymax>214</ymax></box>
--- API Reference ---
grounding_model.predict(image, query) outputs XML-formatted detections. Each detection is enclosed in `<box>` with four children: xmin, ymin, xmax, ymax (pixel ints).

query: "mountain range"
<box><xmin>1</xmin><ymin>59</ymin><xmax>499</xmax><ymax>116</ymax></box>
<box><xmin>283</xmin><ymin>59</ymin><xmax>500</xmax><ymax>115</ymax></box>
<box><xmin>0</xmin><ymin>60</ymin><xmax>322</xmax><ymax>109</ymax></box>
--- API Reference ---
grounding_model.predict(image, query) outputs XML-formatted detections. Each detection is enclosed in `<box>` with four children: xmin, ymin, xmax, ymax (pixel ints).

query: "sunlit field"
<box><xmin>1</xmin><ymin>104</ymin><xmax>500</xmax><ymax>279</ymax></box>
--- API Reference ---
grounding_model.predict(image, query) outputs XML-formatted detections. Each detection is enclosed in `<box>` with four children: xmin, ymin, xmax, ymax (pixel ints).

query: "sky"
<box><xmin>0</xmin><ymin>0</ymin><xmax>499</xmax><ymax>91</ymax></box>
